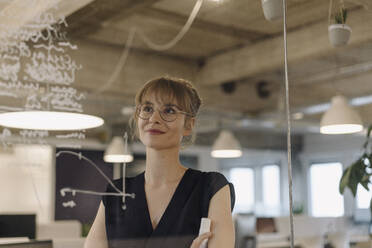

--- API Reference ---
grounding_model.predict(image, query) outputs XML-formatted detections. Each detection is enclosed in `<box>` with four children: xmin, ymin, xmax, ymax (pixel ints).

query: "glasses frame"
<box><xmin>135</xmin><ymin>104</ymin><xmax>194</xmax><ymax>122</ymax></box>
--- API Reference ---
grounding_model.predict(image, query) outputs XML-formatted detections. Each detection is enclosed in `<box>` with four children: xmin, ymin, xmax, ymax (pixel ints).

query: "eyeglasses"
<box><xmin>136</xmin><ymin>104</ymin><xmax>193</xmax><ymax>122</ymax></box>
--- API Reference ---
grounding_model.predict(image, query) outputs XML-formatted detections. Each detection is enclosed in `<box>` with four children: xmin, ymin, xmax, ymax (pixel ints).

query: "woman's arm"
<box><xmin>207</xmin><ymin>185</ymin><xmax>235</xmax><ymax>248</ymax></box>
<box><xmin>84</xmin><ymin>201</ymin><xmax>108</xmax><ymax>248</ymax></box>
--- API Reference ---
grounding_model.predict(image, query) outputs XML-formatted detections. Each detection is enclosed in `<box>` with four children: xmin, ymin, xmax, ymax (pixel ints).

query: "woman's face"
<box><xmin>137</xmin><ymin>93</ymin><xmax>193</xmax><ymax>150</ymax></box>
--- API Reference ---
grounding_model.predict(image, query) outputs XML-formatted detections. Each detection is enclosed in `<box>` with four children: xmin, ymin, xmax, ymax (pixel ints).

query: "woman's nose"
<box><xmin>148</xmin><ymin>109</ymin><xmax>162</xmax><ymax>122</ymax></box>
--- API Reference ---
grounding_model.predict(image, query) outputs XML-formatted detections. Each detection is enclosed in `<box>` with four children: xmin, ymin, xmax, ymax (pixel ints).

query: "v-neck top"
<box><xmin>102</xmin><ymin>168</ymin><xmax>235</xmax><ymax>248</ymax></box>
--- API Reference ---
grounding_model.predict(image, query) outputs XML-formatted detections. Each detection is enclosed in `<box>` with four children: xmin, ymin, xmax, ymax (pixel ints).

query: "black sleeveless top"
<box><xmin>102</xmin><ymin>168</ymin><xmax>235</xmax><ymax>248</ymax></box>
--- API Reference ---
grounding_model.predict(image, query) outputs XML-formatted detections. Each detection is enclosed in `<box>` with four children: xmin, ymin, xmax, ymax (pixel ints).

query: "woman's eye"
<box><xmin>164</xmin><ymin>107</ymin><xmax>176</xmax><ymax>114</ymax></box>
<box><xmin>142</xmin><ymin>106</ymin><xmax>153</xmax><ymax>113</ymax></box>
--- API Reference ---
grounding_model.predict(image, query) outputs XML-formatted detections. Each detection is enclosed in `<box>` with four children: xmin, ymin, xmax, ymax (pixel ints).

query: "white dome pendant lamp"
<box><xmin>211</xmin><ymin>130</ymin><xmax>242</xmax><ymax>158</ymax></box>
<box><xmin>104</xmin><ymin>133</ymin><xmax>134</xmax><ymax>208</ymax></box>
<box><xmin>320</xmin><ymin>95</ymin><xmax>363</xmax><ymax>134</ymax></box>
<box><xmin>0</xmin><ymin>111</ymin><xmax>104</xmax><ymax>131</ymax></box>
<box><xmin>262</xmin><ymin>0</ymin><xmax>283</xmax><ymax>21</ymax></box>
<box><xmin>104</xmin><ymin>135</ymin><xmax>133</xmax><ymax>163</ymax></box>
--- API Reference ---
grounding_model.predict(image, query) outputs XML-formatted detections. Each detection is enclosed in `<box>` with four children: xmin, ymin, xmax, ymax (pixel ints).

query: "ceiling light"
<box><xmin>121</xmin><ymin>106</ymin><xmax>134</xmax><ymax>116</ymax></box>
<box><xmin>0</xmin><ymin>111</ymin><xmax>104</xmax><ymax>130</ymax></box>
<box><xmin>350</xmin><ymin>95</ymin><xmax>372</xmax><ymax>106</ymax></box>
<box><xmin>211</xmin><ymin>130</ymin><xmax>242</xmax><ymax>158</ymax></box>
<box><xmin>299</xmin><ymin>94</ymin><xmax>372</xmax><ymax>115</ymax></box>
<box><xmin>262</xmin><ymin>0</ymin><xmax>283</xmax><ymax>21</ymax></box>
<box><xmin>320</xmin><ymin>95</ymin><xmax>363</xmax><ymax>134</ymax></box>
<box><xmin>104</xmin><ymin>136</ymin><xmax>133</xmax><ymax>163</ymax></box>
<box><xmin>292</xmin><ymin>112</ymin><xmax>304</xmax><ymax>120</ymax></box>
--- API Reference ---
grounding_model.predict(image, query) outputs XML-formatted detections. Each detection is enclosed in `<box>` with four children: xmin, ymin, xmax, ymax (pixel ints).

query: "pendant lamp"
<box><xmin>104</xmin><ymin>136</ymin><xmax>133</xmax><ymax>163</ymax></box>
<box><xmin>211</xmin><ymin>130</ymin><xmax>242</xmax><ymax>158</ymax></box>
<box><xmin>0</xmin><ymin>111</ymin><xmax>104</xmax><ymax>131</ymax></box>
<box><xmin>320</xmin><ymin>95</ymin><xmax>363</xmax><ymax>134</ymax></box>
<box><xmin>262</xmin><ymin>0</ymin><xmax>283</xmax><ymax>21</ymax></box>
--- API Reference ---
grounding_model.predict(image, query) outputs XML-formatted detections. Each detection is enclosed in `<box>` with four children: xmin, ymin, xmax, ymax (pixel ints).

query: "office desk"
<box><xmin>0</xmin><ymin>240</ymin><xmax>52</xmax><ymax>248</ymax></box>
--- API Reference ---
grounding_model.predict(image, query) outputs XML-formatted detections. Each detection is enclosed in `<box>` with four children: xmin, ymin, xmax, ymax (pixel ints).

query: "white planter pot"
<box><xmin>328</xmin><ymin>24</ymin><xmax>352</xmax><ymax>47</ymax></box>
<box><xmin>262</xmin><ymin>0</ymin><xmax>283</xmax><ymax>21</ymax></box>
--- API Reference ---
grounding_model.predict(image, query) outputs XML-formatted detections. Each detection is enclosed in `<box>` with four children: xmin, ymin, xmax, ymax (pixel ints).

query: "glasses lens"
<box><xmin>137</xmin><ymin>104</ymin><xmax>179</xmax><ymax>122</ymax></box>
<box><xmin>138</xmin><ymin>104</ymin><xmax>152</xmax><ymax>120</ymax></box>
<box><xmin>160</xmin><ymin>106</ymin><xmax>177</xmax><ymax>122</ymax></box>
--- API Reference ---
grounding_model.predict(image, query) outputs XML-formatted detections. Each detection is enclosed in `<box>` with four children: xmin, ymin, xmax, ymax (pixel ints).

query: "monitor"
<box><xmin>0</xmin><ymin>215</ymin><xmax>36</xmax><ymax>240</ymax></box>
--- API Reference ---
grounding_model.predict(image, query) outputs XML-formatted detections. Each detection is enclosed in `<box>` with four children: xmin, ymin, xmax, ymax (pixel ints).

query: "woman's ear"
<box><xmin>183</xmin><ymin>118</ymin><xmax>195</xmax><ymax>136</ymax></box>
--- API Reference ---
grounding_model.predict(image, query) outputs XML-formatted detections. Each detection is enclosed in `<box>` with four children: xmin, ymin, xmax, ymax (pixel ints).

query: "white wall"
<box><xmin>0</xmin><ymin>144</ymin><xmax>54</xmax><ymax>223</ymax></box>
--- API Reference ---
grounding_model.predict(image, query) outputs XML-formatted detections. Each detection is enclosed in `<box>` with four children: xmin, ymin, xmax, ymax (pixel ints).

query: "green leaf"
<box><xmin>364</xmin><ymin>125</ymin><xmax>372</xmax><ymax>149</ymax></box>
<box><xmin>348</xmin><ymin>159</ymin><xmax>365</xmax><ymax>197</ymax></box>
<box><xmin>367</xmin><ymin>124</ymin><xmax>372</xmax><ymax>139</ymax></box>
<box><xmin>348</xmin><ymin>174</ymin><xmax>359</xmax><ymax>197</ymax></box>
<box><xmin>343</xmin><ymin>9</ymin><xmax>348</xmax><ymax>23</ymax></box>
<box><xmin>339</xmin><ymin>166</ymin><xmax>352</xmax><ymax>194</ymax></box>
<box><xmin>368</xmin><ymin>154</ymin><xmax>372</xmax><ymax>168</ymax></box>
<box><xmin>334</xmin><ymin>8</ymin><xmax>348</xmax><ymax>24</ymax></box>
<box><xmin>341</xmin><ymin>124</ymin><xmax>372</xmax><ymax>201</ymax></box>
<box><xmin>360</xmin><ymin>180</ymin><xmax>369</xmax><ymax>191</ymax></box>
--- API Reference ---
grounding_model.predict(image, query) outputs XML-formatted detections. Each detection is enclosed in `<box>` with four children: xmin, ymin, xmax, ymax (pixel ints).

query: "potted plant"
<box><xmin>339</xmin><ymin>124</ymin><xmax>372</xmax><ymax>232</ymax></box>
<box><xmin>329</xmin><ymin>7</ymin><xmax>352</xmax><ymax>46</ymax></box>
<box><xmin>261</xmin><ymin>0</ymin><xmax>283</xmax><ymax>21</ymax></box>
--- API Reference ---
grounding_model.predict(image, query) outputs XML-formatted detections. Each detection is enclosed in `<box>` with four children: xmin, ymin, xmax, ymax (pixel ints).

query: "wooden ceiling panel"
<box><xmin>287</xmin><ymin>71</ymin><xmax>372</xmax><ymax>111</ymax></box>
<box><xmin>359</xmin><ymin>104</ymin><xmax>372</xmax><ymax>121</ymax></box>
<box><xmin>199</xmin><ymin>7</ymin><xmax>372</xmax><ymax>86</ymax></box>
<box><xmin>154</xmin><ymin>0</ymin><xmax>328</xmax><ymax>35</ymax></box>
<box><xmin>198</xmin><ymin>82</ymin><xmax>279</xmax><ymax>114</ymax></box>
<box><xmin>154</xmin><ymin>0</ymin><xmax>269</xmax><ymax>33</ymax></box>
<box><xmin>88</xmin><ymin>12</ymin><xmax>244</xmax><ymax>58</ymax></box>
<box><xmin>66</xmin><ymin>0</ymin><xmax>161</xmax><ymax>36</ymax></box>
<box><xmin>2</xmin><ymin>0</ymin><xmax>372</xmax><ymax>135</ymax></box>
<box><xmin>71</xmin><ymin>39</ymin><xmax>198</xmax><ymax>95</ymax></box>
<box><xmin>152</xmin><ymin>0</ymin><xmax>222</xmax><ymax>17</ymax></box>
<box><xmin>289</xmin><ymin>58</ymin><xmax>336</xmax><ymax>82</ymax></box>
<box><xmin>327</xmin><ymin>73</ymin><xmax>372</xmax><ymax>96</ymax></box>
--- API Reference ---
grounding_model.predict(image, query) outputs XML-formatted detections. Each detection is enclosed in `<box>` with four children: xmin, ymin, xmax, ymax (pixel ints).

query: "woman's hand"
<box><xmin>190</xmin><ymin>232</ymin><xmax>213</xmax><ymax>248</ymax></box>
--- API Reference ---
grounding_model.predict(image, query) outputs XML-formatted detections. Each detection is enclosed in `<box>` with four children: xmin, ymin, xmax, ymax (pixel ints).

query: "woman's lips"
<box><xmin>146</xmin><ymin>129</ymin><xmax>165</xmax><ymax>134</ymax></box>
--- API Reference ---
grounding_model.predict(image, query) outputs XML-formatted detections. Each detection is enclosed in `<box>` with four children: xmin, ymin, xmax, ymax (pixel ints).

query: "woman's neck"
<box><xmin>144</xmin><ymin>147</ymin><xmax>187</xmax><ymax>187</ymax></box>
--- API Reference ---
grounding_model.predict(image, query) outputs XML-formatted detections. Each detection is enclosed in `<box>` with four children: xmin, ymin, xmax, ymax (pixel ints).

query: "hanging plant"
<box><xmin>328</xmin><ymin>1</ymin><xmax>352</xmax><ymax>47</ymax></box>
<box><xmin>334</xmin><ymin>7</ymin><xmax>348</xmax><ymax>24</ymax></box>
<box><xmin>339</xmin><ymin>124</ymin><xmax>372</xmax><ymax>214</ymax></box>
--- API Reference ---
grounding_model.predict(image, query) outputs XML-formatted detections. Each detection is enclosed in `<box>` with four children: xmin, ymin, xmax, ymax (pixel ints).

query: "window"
<box><xmin>357</xmin><ymin>184</ymin><xmax>372</xmax><ymax>209</ymax></box>
<box><xmin>310</xmin><ymin>162</ymin><xmax>344</xmax><ymax>217</ymax></box>
<box><xmin>229</xmin><ymin>168</ymin><xmax>255</xmax><ymax>213</ymax></box>
<box><xmin>262</xmin><ymin>165</ymin><xmax>280</xmax><ymax>214</ymax></box>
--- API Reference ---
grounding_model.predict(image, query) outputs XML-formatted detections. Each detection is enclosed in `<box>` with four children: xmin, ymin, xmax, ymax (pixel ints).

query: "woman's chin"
<box><xmin>144</xmin><ymin>141</ymin><xmax>180</xmax><ymax>150</ymax></box>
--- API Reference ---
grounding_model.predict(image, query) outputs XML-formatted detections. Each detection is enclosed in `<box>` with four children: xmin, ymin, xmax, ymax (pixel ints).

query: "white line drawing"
<box><xmin>56</xmin><ymin>150</ymin><xmax>135</xmax><ymax>210</ymax></box>
<box><xmin>0</xmin><ymin>128</ymin><xmax>12</xmax><ymax>147</ymax></box>
<box><xmin>62</xmin><ymin>200</ymin><xmax>77</xmax><ymax>208</ymax></box>
<box><xmin>56</xmin><ymin>132</ymin><xmax>86</xmax><ymax>139</ymax></box>
<box><xmin>19</xmin><ymin>130</ymin><xmax>49</xmax><ymax>139</ymax></box>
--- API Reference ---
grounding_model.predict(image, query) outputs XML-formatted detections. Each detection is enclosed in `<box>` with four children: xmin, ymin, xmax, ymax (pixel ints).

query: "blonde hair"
<box><xmin>129</xmin><ymin>76</ymin><xmax>202</xmax><ymax>148</ymax></box>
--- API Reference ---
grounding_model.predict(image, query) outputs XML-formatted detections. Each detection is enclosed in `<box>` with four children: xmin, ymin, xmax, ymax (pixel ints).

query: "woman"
<box><xmin>85</xmin><ymin>77</ymin><xmax>235</xmax><ymax>248</ymax></box>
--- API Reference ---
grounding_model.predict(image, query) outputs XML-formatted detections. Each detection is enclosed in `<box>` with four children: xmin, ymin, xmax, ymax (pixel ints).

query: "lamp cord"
<box><xmin>94</xmin><ymin>27</ymin><xmax>136</xmax><ymax>94</ymax></box>
<box><xmin>328</xmin><ymin>0</ymin><xmax>333</xmax><ymax>25</ymax></box>
<box><xmin>282</xmin><ymin>0</ymin><xmax>295</xmax><ymax>248</ymax></box>
<box><xmin>136</xmin><ymin>0</ymin><xmax>203</xmax><ymax>51</ymax></box>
